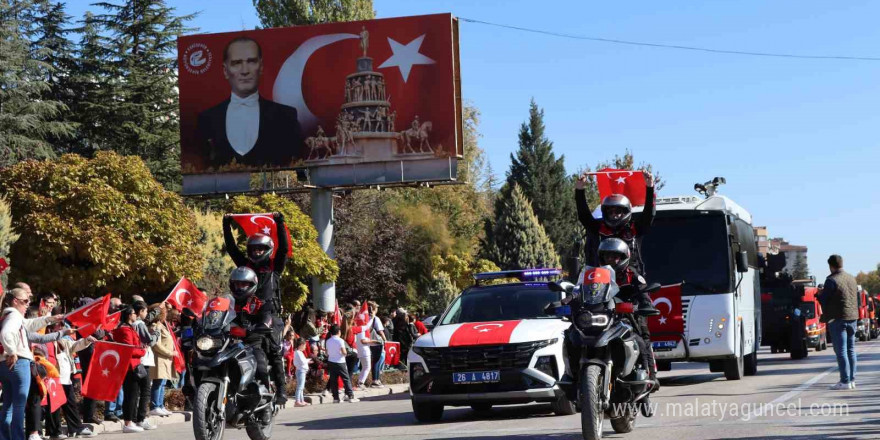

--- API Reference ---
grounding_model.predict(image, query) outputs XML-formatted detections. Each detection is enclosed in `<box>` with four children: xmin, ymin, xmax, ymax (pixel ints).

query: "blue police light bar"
<box><xmin>473</xmin><ymin>268</ymin><xmax>562</xmax><ymax>282</ymax></box>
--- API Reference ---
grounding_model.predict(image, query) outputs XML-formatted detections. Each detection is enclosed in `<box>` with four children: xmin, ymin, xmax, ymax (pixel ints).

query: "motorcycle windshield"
<box><xmin>577</xmin><ymin>265</ymin><xmax>619</xmax><ymax>305</ymax></box>
<box><xmin>202</xmin><ymin>295</ymin><xmax>236</xmax><ymax>330</ymax></box>
<box><xmin>579</xmin><ymin>283</ymin><xmax>611</xmax><ymax>305</ymax></box>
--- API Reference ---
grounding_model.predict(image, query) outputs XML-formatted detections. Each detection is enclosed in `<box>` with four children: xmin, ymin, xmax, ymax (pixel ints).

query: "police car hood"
<box><xmin>417</xmin><ymin>318</ymin><xmax>568</xmax><ymax>348</ymax></box>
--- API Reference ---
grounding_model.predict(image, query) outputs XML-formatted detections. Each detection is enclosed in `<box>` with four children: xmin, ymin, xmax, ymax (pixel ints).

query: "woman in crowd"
<box><xmin>367</xmin><ymin>302</ymin><xmax>387</xmax><ymax>388</ymax></box>
<box><xmin>340</xmin><ymin>312</ymin><xmax>361</xmax><ymax>390</ymax></box>
<box><xmin>148</xmin><ymin>304</ymin><xmax>176</xmax><ymax>417</ymax></box>
<box><xmin>392</xmin><ymin>309</ymin><xmax>416</xmax><ymax>369</ymax></box>
<box><xmin>0</xmin><ymin>288</ymin><xmax>65</xmax><ymax>440</ymax></box>
<box><xmin>292</xmin><ymin>337</ymin><xmax>312</xmax><ymax>407</ymax></box>
<box><xmin>44</xmin><ymin>313</ymin><xmax>97</xmax><ymax>439</ymax></box>
<box><xmin>113</xmin><ymin>306</ymin><xmax>152</xmax><ymax>433</ymax></box>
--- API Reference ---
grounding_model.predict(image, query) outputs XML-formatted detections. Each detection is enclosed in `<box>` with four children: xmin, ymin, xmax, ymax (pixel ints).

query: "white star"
<box><xmin>378</xmin><ymin>34</ymin><xmax>435</xmax><ymax>82</ymax></box>
<box><xmin>659</xmin><ymin>316</ymin><xmax>667</xmax><ymax>325</ymax></box>
<box><xmin>102</xmin><ymin>369</ymin><xmax>110</xmax><ymax>376</ymax></box>
<box><xmin>187</xmin><ymin>300</ymin><xmax>193</xmax><ymax>306</ymax></box>
<box><xmin>615</xmin><ymin>176</ymin><xmax>627</xmax><ymax>185</ymax></box>
<box><xmin>261</xmin><ymin>226</ymin><xmax>271</xmax><ymax>235</ymax></box>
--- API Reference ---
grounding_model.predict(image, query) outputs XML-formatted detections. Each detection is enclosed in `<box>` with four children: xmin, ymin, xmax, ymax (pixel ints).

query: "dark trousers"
<box><xmin>45</xmin><ymin>384</ymin><xmax>84</xmax><ymax>436</ymax></box>
<box><xmin>326</xmin><ymin>361</ymin><xmax>353</xmax><ymax>400</ymax></box>
<box><xmin>78</xmin><ymin>347</ymin><xmax>98</xmax><ymax>421</ymax></box>
<box><xmin>25</xmin><ymin>379</ymin><xmax>42</xmax><ymax>434</ymax></box>
<box><xmin>245</xmin><ymin>323</ymin><xmax>287</xmax><ymax>394</ymax></box>
<box><xmin>122</xmin><ymin>368</ymin><xmax>151</xmax><ymax>423</ymax></box>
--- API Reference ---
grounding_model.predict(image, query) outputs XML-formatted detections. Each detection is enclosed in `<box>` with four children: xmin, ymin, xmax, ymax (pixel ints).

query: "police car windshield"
<box><xmin>438</xmin><ymin>284</ymin><xmax>560</xmax><ymax>325</ymax></box>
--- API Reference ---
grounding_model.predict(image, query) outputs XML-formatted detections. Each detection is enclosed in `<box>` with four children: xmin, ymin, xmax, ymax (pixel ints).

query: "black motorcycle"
<box><xmin>550</xmin><ymin>266</ymin><xmax>659</xmax><ymax>440</ymax></box>
<box><xmin>191</xmin><ymin>295</ymin><xmax>277</xmax><ymax>440</ymax></box>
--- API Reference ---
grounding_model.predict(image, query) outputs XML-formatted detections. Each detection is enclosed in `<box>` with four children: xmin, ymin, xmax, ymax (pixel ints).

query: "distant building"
<box><xmin>769</xmin><ymin>237</ymin><xmax>808</xmax><ymax>278</ymax></box>
<box><xmin>753</xmin><ymin>226</ymin><xmax>779</xmax><ymax>256</ymax></box>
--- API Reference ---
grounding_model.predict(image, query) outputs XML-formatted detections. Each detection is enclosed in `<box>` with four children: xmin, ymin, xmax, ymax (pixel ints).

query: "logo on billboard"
<box><xmin>183</xmin><ymin>43</ymin><xmax>212</xmax><ymax>75</ymax></box>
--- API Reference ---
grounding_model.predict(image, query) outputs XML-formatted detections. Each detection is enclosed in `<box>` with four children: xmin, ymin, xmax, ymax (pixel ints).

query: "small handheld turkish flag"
<box><xmin>0</xmin><ymin>258</ymin><xmax>8</xmax><ymax>274</ymax></box>
<box><xmin>65</xmin><ymin>294</ymin><xmax>110</xmax><ymax>338</ymax></box>
<box><xmin>230</xmin><ymin>213</ymin><xmax>293</xmax><ymax>258</ymax></box>
<box><xmin>332</xmin><ymin>300</ymin><xmax>342</xmax><ymax>325</ymax></box>
<box><xmin>165</xmin><ymin>277</ymin><xmax>208</xmax><ymax>318</ymax></box>
<box><xmin>103</xmin><ymin>311</ymin><xmax>122</xmax><ymax>331</ymax></box>
<box><xmin>83</xmin><ymin>341</ymin><xmax>134</xmax><ymax>402</ymax></box>
<box><xmin>44</xmin><ymin>377</ymin><xmax>67</xmax><ymax>412</ymax></box>
<box><xmin>167</xmin><ymin>322</ymin><xmax>186</xmax><ymax>374</ymax></box>
<box><xmin>595</xmin><ymin>168</ymin><xmax>648</xmax><ymax>207</ymax></box>
<box><xmin>384</xmin><ymin>341</ymin><xmax>401</xmax><ymax>366</ymax></box>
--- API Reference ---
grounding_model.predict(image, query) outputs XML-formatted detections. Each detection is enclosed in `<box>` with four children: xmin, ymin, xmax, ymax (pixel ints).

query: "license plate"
<box><xmin>452</xmin><ymin>371</ymin><xmax>500</xmax><ymax>384</ymax></box>
<box><xmin>653</xmin><ymin>341</ymin><xmax>677</xmax><ymax>350</ymax></box>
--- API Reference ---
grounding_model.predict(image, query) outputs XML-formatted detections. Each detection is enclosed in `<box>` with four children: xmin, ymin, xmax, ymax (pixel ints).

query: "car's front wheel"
<box><xmin>412</xmin><ymin>400</ymin><xmax>444</xmax><ymax>423</ymax></box>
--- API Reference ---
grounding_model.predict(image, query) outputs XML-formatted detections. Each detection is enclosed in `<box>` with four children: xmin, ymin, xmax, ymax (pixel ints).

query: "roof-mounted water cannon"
<box><xmin>694</xmin><ymin>177</ymin><xmax>726</xmax><ymax>198</ymax></box>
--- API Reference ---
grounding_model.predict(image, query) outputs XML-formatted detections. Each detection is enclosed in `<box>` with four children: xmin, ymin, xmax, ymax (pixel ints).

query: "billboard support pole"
<box><xmin>311</xmin><ymin>188</ymin><xmax>336</xmax><ymax>313</ymax></box>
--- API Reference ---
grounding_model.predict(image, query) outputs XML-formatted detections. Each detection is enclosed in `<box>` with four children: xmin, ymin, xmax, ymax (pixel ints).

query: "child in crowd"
<box><xmin>293</xmin><ymin>338</ymin><xmax>312</xmax><ymax>407</ymax></box>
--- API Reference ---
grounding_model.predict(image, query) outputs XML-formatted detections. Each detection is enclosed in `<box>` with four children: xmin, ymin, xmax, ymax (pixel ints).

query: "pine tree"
<box><xmin>504</xmin><ymin>99</ymin><xmax>578</xmax><ymax>261</ymax></box>
<box><xmin>0</xmin><ymin>0</ymin><xmax>74</xmax><ymax>167</ymax></box>
<box><xmin>88</xmin><ymin>0</ymin><xmax>196</xmax><ymax>191</ymax></box>
<box><xmin>484</xmin><ymin>184</ymin><xmax>560</xmax><ymax>271</ymax></box>
<box><xmin>791</xmin><ymin>254</ymin><xmax>809</xmax><ymax>280</ymax></box>
<box><xmin>65</xmin><ymin>11</ymin><xmax>110</xmax><ymax>156</ymax></box>
<box><xmin>253</xmin><ymin>0</ymin><xmax>374</xmax><ymax>28</ymax></box>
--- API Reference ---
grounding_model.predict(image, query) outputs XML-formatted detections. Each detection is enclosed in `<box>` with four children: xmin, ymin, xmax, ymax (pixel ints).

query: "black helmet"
<box><xmin>229</xmin><ymin>266</ymin><xmax>258</xmax><ymax>301</ymax></box>
<box><xmin>600</xmin><ymin>194</ymin><xmax>632</xmax><ymax>229</ymax></box>
<box><xmin>598</xmin><ymin>237</ymin><xmax>631</xmax><ymax>275</ymax></box>
<box><xmin>246</xmin><ymin>233</ymin><xmax>275</xmax><ymax>265</ymax></box>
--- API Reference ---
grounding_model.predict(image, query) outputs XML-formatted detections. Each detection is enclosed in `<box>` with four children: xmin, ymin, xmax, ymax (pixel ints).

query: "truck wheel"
<box><xmin>412</xmin><ymin>401</ymin><xmax>444</xmax><ymax>423</ymax></box>
<box><xmin>550</xmin><ymin>393</ymin><xmax>577</xmax><ymax>416</ymax></box>
<box><xmin>744</xmin><ymin>352</ymin><xmax>758</xmax><ymax>376</ymax></box>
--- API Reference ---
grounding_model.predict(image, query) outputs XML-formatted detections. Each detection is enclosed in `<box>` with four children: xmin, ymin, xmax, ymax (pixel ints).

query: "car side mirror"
<box><xmin>736</xmin><ymin>251</ymin><xmax>749</xmax><ymax>273</ymax></box>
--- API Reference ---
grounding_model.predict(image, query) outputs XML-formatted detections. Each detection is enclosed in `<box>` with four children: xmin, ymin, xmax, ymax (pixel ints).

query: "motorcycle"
<box><xmin>191</xmin><ymin>295</ymin><xmax>277</xmax><ymax>440</ymax></box>
<box><xmin>549</xmin><ymin>266</ymin><xmax>660</xmax><ymax>440</ymax></box>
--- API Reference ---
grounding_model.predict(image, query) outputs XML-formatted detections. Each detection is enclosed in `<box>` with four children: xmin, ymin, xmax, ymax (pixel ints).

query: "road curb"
<box><xmin>81</xmin><ymin>383</ymin><xmax>410</xmax><ymax>433</ymax></box>
<box><xmin>303</xmin><ymin>382</ymin><xmax>410</xmax><ymax>405</ymax></box>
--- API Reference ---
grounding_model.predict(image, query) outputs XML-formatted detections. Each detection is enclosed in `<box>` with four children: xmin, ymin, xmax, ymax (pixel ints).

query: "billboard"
<box><xmin>177</xmin><ymin>14</ymin><xmax>462</xmax><ymax>193</ymax></box>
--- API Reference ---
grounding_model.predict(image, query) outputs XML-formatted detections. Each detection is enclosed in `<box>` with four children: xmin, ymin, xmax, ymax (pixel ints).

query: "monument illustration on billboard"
<box><xmin>177</xmin><ymin>14</ymin><xmax>462</xmax><ymax>194</ymax></box>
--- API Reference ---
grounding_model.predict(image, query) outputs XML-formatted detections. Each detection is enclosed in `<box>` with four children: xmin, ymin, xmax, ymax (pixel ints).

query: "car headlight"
<box><xmin>196</xmin><ymin>336</ymin><xmax>219</xmax><ymax>351</ymax></box>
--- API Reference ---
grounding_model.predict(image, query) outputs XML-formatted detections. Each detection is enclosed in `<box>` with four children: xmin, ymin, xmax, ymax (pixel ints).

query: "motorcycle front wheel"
<box><xmin>193</xmin><ymin>382</ymin><xmax>225</xmax><ymax>440</ymax></box>
<box><xmin>580</xmin><ymin>365</ymin><xmax>604</xmax><ymax>440</ymax></box>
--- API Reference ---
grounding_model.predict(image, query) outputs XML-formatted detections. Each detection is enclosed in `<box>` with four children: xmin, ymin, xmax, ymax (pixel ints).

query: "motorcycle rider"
<box><xmin>598</xmin><ymin>238</ymin><xmax>660</xmax><ymax>392</ymax></box>
<box><xmin>223</xmin><ymin>212</ymin><xmax>289</xmax><ymax>405</ymax></box>
<box><xmin>575</xmin><ymin>171</ymin><xmax>659</xmax><ymax>315</ymax></box>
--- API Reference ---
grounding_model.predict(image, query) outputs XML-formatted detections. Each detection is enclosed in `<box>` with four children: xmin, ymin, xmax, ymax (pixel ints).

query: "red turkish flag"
<box><xmin>167</xmin><ymin>322</ymin><xmax>186</xmax><ymax>375</ymax></box>
<box><xmin>43</xmin><ymin>377</ymin><xmax>67</xmax><ymax>412</ymax></box>
<box><xmin>82</xmin><ymin>341</ymin><xmax>134</xmax><ymax>402</ymax></box>
<box><xmin>103</xmin><ymin>311</ymin><xmax>122</xmax><ymax>331</ymax></box>
<box><xmin>646</xmin><ymin>284</ymin><xmax>685</xmax><ymax>342</ymax></box>
<box><xmin>384</xmin><ymin>341</ymin><xmax>401</xmax><ymax>366</ymax></box>
<box><xmin>229</xmin><ymin>213</ymin><xmax>293</xmax><ymax>258</ymax></box>
<box><xmin>165</xmin><ymin>277</ymin><xmax>208</xmax><ymax>318</ymax></box>
<box><xmin>583</xmin><ymin>267</ymin><xmax>613</xmax><ymax>285</ymax></box>
<box><xmin>595</xmin><ymin>168</ymin><xmax>648</xmax><ymax>207</ymax></box>
<box><xmin>332</xmin><ymin>300</ymin><xmax>343</xmax><ymax>325</ymax></box>
<box><xmin>178</xmin><ymin>14</ymin><xmax>460</xmax><ymax>173</ymax></box>
<box><xmin>0</xmin><ymin>258</ymin><xmax>7</xmax><ymax>295</ymax></box>
<box><xmin>355</xmin><ymin>301</ymin><xmax>369</xmax><ymax>326</ymax></box>
<box><xmin>65</xmin><ymin>294</ymin><xmax>110</xmax><ymax>338</ymax></box>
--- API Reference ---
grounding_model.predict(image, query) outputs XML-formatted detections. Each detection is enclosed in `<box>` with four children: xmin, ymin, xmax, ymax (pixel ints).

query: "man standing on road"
<box><xmin>818</xmin><ymin>254</ymin><xmax>859</xmax><ymax>390</ymax></box>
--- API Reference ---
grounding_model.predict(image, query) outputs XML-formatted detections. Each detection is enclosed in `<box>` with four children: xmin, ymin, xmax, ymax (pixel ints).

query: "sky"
<box><xmin>64</xmin><ymin>1</ymin><xmax>880</xmax><ymax>276</ymax></box>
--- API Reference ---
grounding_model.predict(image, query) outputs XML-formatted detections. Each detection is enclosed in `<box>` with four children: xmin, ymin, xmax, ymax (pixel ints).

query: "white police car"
<box><xmin>408</xmin><ymin>269</ymin><xmax>574</xmax><ymax>422</ymax></box>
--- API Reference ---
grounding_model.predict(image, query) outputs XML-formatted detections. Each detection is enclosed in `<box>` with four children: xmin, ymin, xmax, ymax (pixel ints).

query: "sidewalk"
<box><xmin>83</xmin><ymin>383</ymin><xmax>410</xmax><ymax>434</ymax></box>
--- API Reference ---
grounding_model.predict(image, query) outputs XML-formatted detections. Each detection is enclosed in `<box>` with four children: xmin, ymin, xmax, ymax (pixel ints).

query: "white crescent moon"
<box><xmin>176</xmin><ymin>289</ymin><xmax>191</xmax><ymax>306</ymax></box>
<box><xmin>250</xmin><ymin>215</ymin><xmax>275</xmax><ymax>226</ymax></box>
<box><xmin>273</xmin><ymin>33</ymin><xmax>360</xmax><ymax>133</ymax></box>
<box><xmin>652</xmin><ymin>297</ymin><xmax>673</xmax><ymax>314</ymax></box>
<box><xmin>99</xmin><ymin>349</ymin><xmax>120</xmax><ymax>369</ymax></box>
<box><xmin>82</xmin><ymin>302</ymin><xmax>98</xmax><ymax>317</ymax></box>
<box><xmin>473</xmin><ymin>323</ymin><xmax>504</xmax><ymax>330</ymax></box>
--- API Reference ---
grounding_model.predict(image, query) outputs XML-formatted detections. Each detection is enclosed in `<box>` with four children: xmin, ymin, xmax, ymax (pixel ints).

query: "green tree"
<box><xmin>226</xmin><ymin>193</ymin><xmax>338</xmax><ymax>311</ymax></box>
<box><xmin>0</xmin><ymin>0</ymin><xmax>74</xmax><ymax>167</ymax></box>
<box><xmin>483</xmin><ymin>184</ymin><xmax>560</xmax><ymax>271</ymax></box>
<box><xmin>855</xmin><ymin>264</ymin><xmax>880</xmax><ymax>295</ymax></box>
<box><xmin>0</xmin><ymin>197</ymin><xmax>17</xmax><ymax>290</ymax></box>
<box><xmin>423</xmin><ymin>271</ymin><xmax>457</xmax><ymax>316</ymax></box>
<box><xmin>64</xmin><ymin>11</ymin><xmax>110</xmax><ymax>156</ymax></box>
<box><xmin>791</xmin><ymin>254</ymin><xmax>809</xmax><ymax>280</ymax></box>
<box><xmin>0</xmin><ymin>152</ymin><xmax>204</xmax><ymax>298</ymax></box>
<box><xmin>253</xmin><ymin>0</ymin><xmax>374</xmax><ymax>28</ymax></box>
<box><xmin>87</xmin><ymin>0</ymin><xmax>195</xmax><ymax>191</ymax></box>
<box><xmin>192</xmin><ymin>209</ymin><xmax>235</xmax><ymax>296</ymax></box>
<box><xmin>504</xmin><ymin>99</ymin><xmax>577</xmax><ymax>261</ymax></box>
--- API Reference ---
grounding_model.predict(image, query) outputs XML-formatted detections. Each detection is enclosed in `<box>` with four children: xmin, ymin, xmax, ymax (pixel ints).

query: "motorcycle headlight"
<box><xmin>196</xmin><ymin>336</ymin><xmax>218</xmax><ymax>351</ymax></box>
<box><xmin>575</xmin><ymin>312</ymin><xmax>609</xmax><ymax>329</ymax></box>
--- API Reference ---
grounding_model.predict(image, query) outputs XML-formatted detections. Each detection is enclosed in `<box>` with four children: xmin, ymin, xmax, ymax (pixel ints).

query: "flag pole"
<box><xmin>581</xmin><ymin>170</ymin><xmax>644</xmax><ymax>176</ymax></box>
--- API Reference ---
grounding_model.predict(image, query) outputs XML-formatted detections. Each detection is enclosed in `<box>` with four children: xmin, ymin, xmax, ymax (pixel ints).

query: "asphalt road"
<box><xmin>103</xmin><ymin>339</ymin><xmax>880</xmax><ymax>440</ymax></box>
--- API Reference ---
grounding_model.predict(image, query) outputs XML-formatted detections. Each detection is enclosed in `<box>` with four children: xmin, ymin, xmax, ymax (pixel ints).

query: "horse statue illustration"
<box><xmin>400</xmin><ymin>121</ymin><xmax>433</xmax><ymax>154</ymax></box>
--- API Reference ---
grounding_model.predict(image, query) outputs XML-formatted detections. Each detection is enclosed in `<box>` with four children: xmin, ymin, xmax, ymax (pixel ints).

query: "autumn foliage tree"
<box><xmin>226</xmin><ymin>193</ymin><xmax>338</xmax><ymax>311</ymax></box>
<box><xmin>0</xmin><ymin>152</ymin><xmax>204</xmax><ymax>298</ymax></box>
